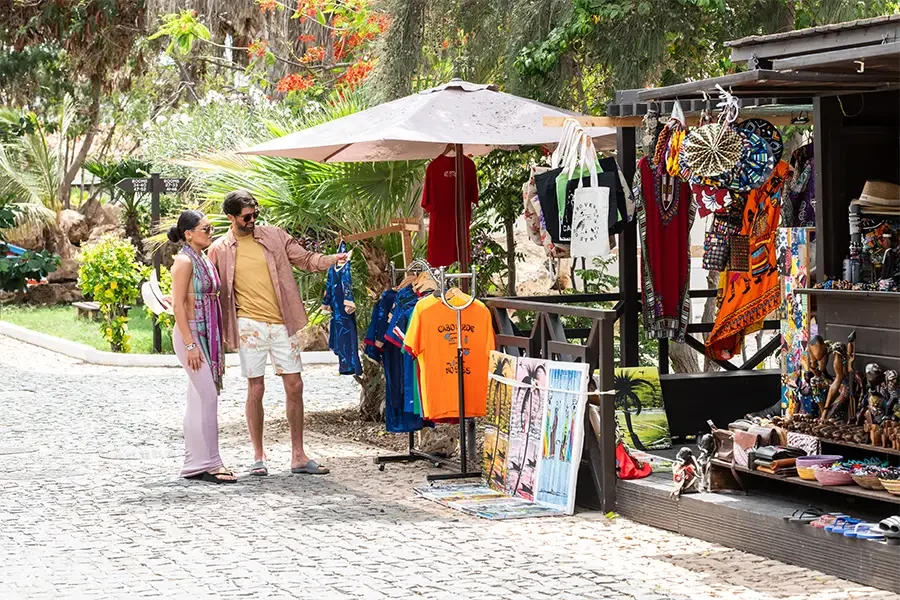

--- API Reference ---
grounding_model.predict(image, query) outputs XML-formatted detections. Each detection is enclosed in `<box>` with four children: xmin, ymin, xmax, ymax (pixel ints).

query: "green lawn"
<box><xmin>0</xmin><ymin>304</ymin><xmax>174</xmax><ymax>354</ymax></box>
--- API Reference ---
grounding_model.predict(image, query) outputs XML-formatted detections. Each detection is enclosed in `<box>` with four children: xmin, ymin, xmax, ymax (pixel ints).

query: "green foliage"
<box><xmin>83</xmin><ymin>158</ymin><xmax>152</xmax><ymax>246</ymax></box>
<box><xmin>77</xmin><ymin>235</ymin><xmax>144</xmax><ymax>352</ymax></box>
<box><xmin>0</xmin><ymin>98</ymin><xmax>77</xmax><ymax>215</ymax></box>
<box><xmin>148</xmin><ymin>10</ymin><xmax>211</xmax><ymax>56</ymax></box>
<box><xmin>0</xmin><ymin>201</ymin><xmax>59</xmax><ymax>292</ymax></box>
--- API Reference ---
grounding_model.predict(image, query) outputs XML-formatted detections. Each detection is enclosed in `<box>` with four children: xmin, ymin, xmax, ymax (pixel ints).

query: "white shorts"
<box><xmin>237</xmin><ymin>317</ymin><xmax>303</xmax><ymax>378</ymax></box>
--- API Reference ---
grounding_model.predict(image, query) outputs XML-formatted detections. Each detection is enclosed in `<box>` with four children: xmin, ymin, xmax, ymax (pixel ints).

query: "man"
<box><xmin>208</xmin><ymin>190</ymin><xmax>346</xmax><ymax>476</ymax></box>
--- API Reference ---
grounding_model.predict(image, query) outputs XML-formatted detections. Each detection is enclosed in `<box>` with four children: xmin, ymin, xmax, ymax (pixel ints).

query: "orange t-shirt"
<box><xmin>404</xmin><ymin>294</ymin><xmax>495</xmax><ymax>421</ymax></box>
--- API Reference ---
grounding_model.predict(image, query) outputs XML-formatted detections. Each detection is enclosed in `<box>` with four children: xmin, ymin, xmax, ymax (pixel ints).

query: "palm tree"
<box><xmin>83</xmin><ymin>158</ymin><xmax>152</xmax><ymax>253</ymax></box>
<box><xmin>0</xmin><ymin>101</ymin><xmax>73</xmax><ymax>233</ymax></box>
<box><xmin>486</xmin><ymin>354</ymin><xmax>513</xmax><ymax>483</ymax></box>
<box><xmin>614</xmin><ymin>370</ymin><xmax>655</xmax><ymax>451</ymax></box>
<box><xmin>511</xmin><ymin>360</ymin><xmax>546</xmax><ymax>496</ymax></box>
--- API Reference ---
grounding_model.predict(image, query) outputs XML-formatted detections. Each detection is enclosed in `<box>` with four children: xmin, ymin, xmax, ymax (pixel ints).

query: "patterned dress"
<box><xmin>706</xmin><ymin>161</ymin><xmax>791</xmax><ymax>360</ymax></box>
<box><xmin>634</xmin><ymin>156</ymin><xmax>695</xmax><ymax>341</ymax></box>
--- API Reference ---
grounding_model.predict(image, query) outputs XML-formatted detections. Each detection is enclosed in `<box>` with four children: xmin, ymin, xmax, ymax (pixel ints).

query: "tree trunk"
<box><xmin>357</xmin><ymin>359</ymin><xmax>385</xmax><ymax>422</ymax></box>
<box><xmin>368</xmin><ymin>0</ymin><xmax>427</xmax><ymax>104</ymax></box>
<box><xmin>702</xmin><ymin>270</ymin><xmax>721</xmax><ymax>372</ymax></box>
<box><xmin>669</xmin><ymin>340</ymin><xmax>700</xmax><ymax>373</ymax></box>
<box><xmin>504</xmin><ymin>216</ymin><xmax>516</xmax><ymax>296</ymax></box>
<box><xmin>59</xmin><ymin>76</ymin><xmax>102</xmax><ymax>209</ymax></box>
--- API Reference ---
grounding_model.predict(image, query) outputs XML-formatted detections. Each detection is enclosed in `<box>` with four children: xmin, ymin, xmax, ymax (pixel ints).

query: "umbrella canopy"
<box><xmin>240</xmin><ymin>79</ymin><xmax>615</xmax><ymax>162</ymax></box>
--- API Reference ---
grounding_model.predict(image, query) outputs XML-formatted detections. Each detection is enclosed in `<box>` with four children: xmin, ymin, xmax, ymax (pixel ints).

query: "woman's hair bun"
<box><xmin>167</xmin><ymin>225</ymin><xmax>184</xmax><ymax>243</ymax></box>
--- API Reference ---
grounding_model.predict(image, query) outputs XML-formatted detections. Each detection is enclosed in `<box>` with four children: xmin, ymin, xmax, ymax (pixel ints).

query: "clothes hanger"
<box><xmin>439</xmin><ymin>143</ymin><xmax>455</xmax><ymax>157</ymax></box>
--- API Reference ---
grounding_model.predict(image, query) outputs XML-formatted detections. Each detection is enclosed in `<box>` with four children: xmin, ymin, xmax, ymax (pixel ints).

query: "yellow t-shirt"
<box><xmin>234</xmin><ymin>235</ymin><xmax>283</xmax><ymax>324</ymax></box>
<box><xmin>404</xmin><ymin>293</ymin><xmax>495</xmax><ymax>421</ymax></box>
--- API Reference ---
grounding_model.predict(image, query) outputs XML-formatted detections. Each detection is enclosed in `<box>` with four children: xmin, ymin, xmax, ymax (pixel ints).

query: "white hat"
<box><xmin>141</xmin><ymin>270</ymin><xmax>174</xmax><ymax>316</ymax></box>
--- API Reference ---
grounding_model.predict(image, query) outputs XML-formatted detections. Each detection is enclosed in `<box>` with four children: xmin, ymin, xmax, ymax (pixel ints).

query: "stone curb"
<box><xmin>0</xmin><ymin>321</ymin><xmax>338</xmax><ymax>368</ymax></box>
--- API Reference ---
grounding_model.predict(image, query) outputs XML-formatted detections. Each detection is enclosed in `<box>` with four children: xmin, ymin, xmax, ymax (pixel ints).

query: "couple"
<box><xmin>166</xmin><ymin>190</ymin><xmax>347</xmax><ymax>483</ymax></box>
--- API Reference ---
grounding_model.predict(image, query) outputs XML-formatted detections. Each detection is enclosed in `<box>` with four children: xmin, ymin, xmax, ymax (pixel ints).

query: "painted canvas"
<box><xmin>534</xmin><ymin>361</ymin><xmax>590</xmax><ymax>514</ymax></box>
<box><xmin>414</xmin><ymin>483</ymin><xmax>505</xmax><ymax>507</ymax></box>
<box><xmin>614</xmin><ymin>366</ymin><xmax>670</xmax><ymax>451</ymax></box>
<box><xmin>506</xmin><ymin>357</ymin><xmax>548</xmax><ymax>501</ymax></box>
<box><xmin>452</xmin><ymin>497</ymin><xmax>566</xmax><ymax>520</ymax></box>
<box><xmin>483</xmin><ymin>352</ymin><xmax>516</xmax><ymax>491</ymax></box>
<box><xmin>778</xmin><ymin>227</ymin><xmax>813</xmax><ymax>415</ymax></box>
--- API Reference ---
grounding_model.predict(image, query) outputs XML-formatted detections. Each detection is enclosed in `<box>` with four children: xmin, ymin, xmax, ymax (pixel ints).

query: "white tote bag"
<box><xmin>570</xmin><ymin>135</ymin><xmax>611</xmax><ymax>259</ymax></box>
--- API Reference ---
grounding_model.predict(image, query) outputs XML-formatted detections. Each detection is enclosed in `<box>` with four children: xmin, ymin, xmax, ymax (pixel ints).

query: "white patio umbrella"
<box><xmin>240</xmin><ymin>79</ymin><xmax>616</xmax><ymax>162</ymax></box>
<box><xmin>240</xmin><ymin>80</ymin><xmax>615</xmax><ymax>476</ymax></box>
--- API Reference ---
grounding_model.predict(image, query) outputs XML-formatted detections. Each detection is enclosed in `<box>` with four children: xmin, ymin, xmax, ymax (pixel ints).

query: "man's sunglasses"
<box><xmin>241</xmin><ymin>210</ymin><xmax>260</xmax><ymax>224</ymax></box>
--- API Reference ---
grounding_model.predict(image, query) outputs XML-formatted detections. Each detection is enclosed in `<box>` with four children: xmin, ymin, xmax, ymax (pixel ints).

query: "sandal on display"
<box><xmin>785</xmin><ymin>507</ymin><xmax>825</xmax><ymax>523</ymax></box>
<box><xmin>829</xmin><ymin>517</ymin><xmax>861</xmax><ymax>535</ymax></box>
<box><xmin>810</xmin><ymin>514</ymin><xmax>845</xmax><ymax>529</ymax></box>
<box><xmin>846</xmin><ymin>523</ymin><xmax>885</xmax><ymax>540</ymax></box>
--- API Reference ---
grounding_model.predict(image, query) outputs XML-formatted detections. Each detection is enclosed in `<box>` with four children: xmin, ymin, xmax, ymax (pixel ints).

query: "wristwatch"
<box><xmin>185</xmin><ymin>343</ymin><xmax>197</xmax><ymax>351</ymax></box>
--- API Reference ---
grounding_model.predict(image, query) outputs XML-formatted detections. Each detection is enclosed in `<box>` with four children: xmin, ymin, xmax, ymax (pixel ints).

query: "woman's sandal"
<box><xmin>186</xmin><ymin>468</ymin><xmax>237</xmax><ymax>484</ymax></box>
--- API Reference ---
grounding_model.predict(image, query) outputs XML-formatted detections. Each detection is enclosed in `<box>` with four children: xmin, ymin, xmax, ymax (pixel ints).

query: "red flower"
<box><xmin>276</xmin><ymin>73</ymin><xmax>315</xmax><ymax>93</ymax></box>
<box><xmin>441</xmin><ymin>39</ymin><xmax>449</xmax><ymax>50</ymax></box>
<box><xmin>338</xmin><ymin>59</ymin><xmax>374</xmax><ymax>89</ymax></box>
<box><xmin>257</xmin><ymin>0</ymin><xmax>278</xmax><ymax>12</ymax></box>
<box><xmin>300</xmin><ymin>45</ymin><xmax>325</xmax><ymax>64</ymax></box>
<box><xmin>248</xmin><ymin>38</ymin><xmax>268</xmax><ymax>59</ymax></box>
<box><xmin>297</xmin><ymin>34</ymin><xmax>316</xmax><ymax>43</ymax></box>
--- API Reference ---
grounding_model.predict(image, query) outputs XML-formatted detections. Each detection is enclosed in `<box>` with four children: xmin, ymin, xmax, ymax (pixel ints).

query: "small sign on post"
<box><xmin>116</xmin><ymin>173</ymin><xmax>189</xmax><ymax>354</ymax></box>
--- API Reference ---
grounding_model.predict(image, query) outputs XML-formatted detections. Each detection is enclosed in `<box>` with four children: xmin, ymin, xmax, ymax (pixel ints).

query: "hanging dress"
<box><xmin>706</xmin><ymin>160</ymin><xmax>791</xmax><ymax>360</ymax></box>
<box><xmin>322</xmin><ymin>246</ymin><xmax>362</xmax><ymax>376</ymax></box>
<box><xmin>634</xmin><ymin>156</ymin><xmax>695</xmax><ymax>342</ymax></box>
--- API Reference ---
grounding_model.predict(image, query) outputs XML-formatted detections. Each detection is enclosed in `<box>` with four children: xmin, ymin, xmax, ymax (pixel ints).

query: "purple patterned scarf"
<box><xmin>182</xmin><ymin>244</ymin><xmax>225</xmax><ymax>392</ymax></box>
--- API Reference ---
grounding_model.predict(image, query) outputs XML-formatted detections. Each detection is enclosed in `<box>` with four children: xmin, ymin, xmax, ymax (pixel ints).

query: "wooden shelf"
<box><xmin>819</xmin><ymin>437</ymin><xmax>900</xmax><ymax>457</ymax></box>
<box><xmin>711</xmin><ymin>459</ymin><xmax>900</xmax><ymax>504</ymax></box>
<box><xmin>795</xmin><ymin>287</ymin><xmax>900</xmax><ymax>299</ymax></box>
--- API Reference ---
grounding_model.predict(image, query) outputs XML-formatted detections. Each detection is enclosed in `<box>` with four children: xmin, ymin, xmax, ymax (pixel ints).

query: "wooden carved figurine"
<box><xmin>856</xmin><ymin>363</ymin><xmax>886</xmax><ymax>425</ymax></box>
<box><xmin>821</xmin><ymin>332</ymin><xmax>863</xmax><ymax>423</ymax></box>
<box><xmin>696</xmin><ymin>433</ymin><xmax>716</xmax><ymax>494</ymax></box>
<box><xmin>884</xmin><ymin>370</ymin><xmax>900</xmax><ymax>422</ymax></box>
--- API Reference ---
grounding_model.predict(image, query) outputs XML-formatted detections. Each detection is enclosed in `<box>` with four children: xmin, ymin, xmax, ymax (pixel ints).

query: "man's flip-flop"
<box><xmin>249</xmin><ymin>460</ymin><xmax>268</xmax><ymax>476</ymax></box>
<box><xmin>291</xmin><ymin>460</ymin><xmax>330</xmax><ymax>475</ymax></box>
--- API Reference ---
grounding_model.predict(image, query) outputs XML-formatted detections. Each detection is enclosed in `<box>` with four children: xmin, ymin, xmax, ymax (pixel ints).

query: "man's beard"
<box><xmin>236</xmin><ymin>221</ymin><xmax>255</xmax><ymax>235</ymax></box>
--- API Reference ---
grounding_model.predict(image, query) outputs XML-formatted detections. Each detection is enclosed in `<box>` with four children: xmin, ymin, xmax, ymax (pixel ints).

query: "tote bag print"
<box><xmin>570</xmin><ymin>135</ymin><xmax>610</xmax><ymax>258</ymax></box>
<box><xmin>535</xmin><ymin>361</ymin><xmax>590</xmax><ymax>515</ymax></box>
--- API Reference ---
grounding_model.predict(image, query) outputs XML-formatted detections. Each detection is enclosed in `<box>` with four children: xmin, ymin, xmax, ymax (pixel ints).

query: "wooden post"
<box><xmin>617</xmin><ymin>127</ymin><xmax>640</xmax><ymax>367</ymax></box>
<box><xmin>597</xmin><ymin>317</ymin><xmax>617</xmax><ymax>512</ymax></box>
<box><xmin>400</xmin><ymin>229</ymin><xmax>413</xmax><ymax>268</ymax></box>
<box><xmin>150</xmin><ymin>173</ymin><xmax>162</xmax><ymax>354</ymax></box>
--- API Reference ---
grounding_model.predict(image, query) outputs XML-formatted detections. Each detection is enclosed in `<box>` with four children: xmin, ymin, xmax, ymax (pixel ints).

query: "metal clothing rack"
<box><xmin>373</xmin><ymin>261</ymin><xmax>482</xmax><ymax>482</ymax></box>
<box><xmin>374</xmin><ymin>260</ymin><xmax>452</xmax><ymax>472</ymax></box>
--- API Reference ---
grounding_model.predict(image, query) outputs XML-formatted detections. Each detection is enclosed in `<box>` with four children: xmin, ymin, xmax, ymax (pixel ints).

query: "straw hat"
<box><xmin>141</xmin><ymin>270</ymin><xmax>173</xmax><ymax>316</ymax></box>
<box><xmin>859</xmin><ymin>181</ymin><xmax>900</xmax><ymax>207</ymax></box>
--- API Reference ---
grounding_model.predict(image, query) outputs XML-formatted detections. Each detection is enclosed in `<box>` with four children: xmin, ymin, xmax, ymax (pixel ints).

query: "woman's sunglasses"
<box><xmin>241</xmin><ymin>211</ymin><xmax>260</xmax><ymax>224</ymax></box>
<box><xmin>195</xmin><ymin>224</ymin><xmax>214</xmax><ymax>235</ymax></box>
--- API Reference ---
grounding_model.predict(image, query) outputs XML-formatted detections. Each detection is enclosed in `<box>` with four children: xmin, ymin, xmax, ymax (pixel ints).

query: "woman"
<box><xmin>168</xmin><ymin>210</ymin><xmax>236</xmax><ymax>483</ymax></box>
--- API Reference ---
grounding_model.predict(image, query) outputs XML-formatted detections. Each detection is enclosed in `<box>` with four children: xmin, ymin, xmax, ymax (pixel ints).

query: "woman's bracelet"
<box><xmin>185</xmin><ymin>342</ymin><xmax>197</xmax><ymax>351</ymax></box>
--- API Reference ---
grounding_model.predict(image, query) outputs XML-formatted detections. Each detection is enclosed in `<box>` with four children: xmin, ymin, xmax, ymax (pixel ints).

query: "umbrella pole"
<box><xmin>453</xmin><ymin>143</ymin><xmax>478</xmax><ymax>467</ymax></box>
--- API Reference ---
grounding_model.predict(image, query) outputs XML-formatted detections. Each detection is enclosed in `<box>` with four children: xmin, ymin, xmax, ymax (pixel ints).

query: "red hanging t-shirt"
<box><xmin>421</xmin><ymin>154</ymin><xmax>479</xmax><ymax>267</ymax></box>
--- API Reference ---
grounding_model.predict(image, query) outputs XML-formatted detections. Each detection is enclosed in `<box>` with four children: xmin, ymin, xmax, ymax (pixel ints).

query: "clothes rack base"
<box><xmin>373</xmin><ymin>431</ymin><xmax>451</xmax><ymax>471</ymax></box>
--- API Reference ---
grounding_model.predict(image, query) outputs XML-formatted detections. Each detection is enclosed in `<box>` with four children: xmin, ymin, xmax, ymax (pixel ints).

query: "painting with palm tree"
<box><xmin>506</xmin><ymin>357</ymin><xmax>547</xmax><ymax>501</ymax></box>
<box><xmin>614</xmin><ymin>367</ymin><xmax>671</xmax><ymax>451</ymax></box>
<box><xmin>483</xmin><ymin>352</ymin><xmax>516</xmax><ymax>492</ymax></box>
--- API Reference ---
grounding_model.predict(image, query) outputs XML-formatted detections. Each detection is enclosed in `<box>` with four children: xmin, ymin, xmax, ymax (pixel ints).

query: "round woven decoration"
<box><xmin>703</xmin><ymin>130</ymin><xmax>775</xmax><ymax>192</ymax></box>
<box><xmin>681</xmin><ymin>123</ymin><xmax>743</xmax><ymax>178</ymax></box>
<box><xmin>738</xmin><ymin>118</ymin><xmax>783</xmax><ymax>163</ymax></box>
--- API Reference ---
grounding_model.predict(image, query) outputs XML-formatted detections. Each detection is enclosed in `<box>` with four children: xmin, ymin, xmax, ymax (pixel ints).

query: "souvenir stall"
<box><xmin>241</xmin><ymin>79</ymin><xmax>617</xmax><ymax>487</ymax></box>
<box><xmin>526</xmin><ymin>15</ymin><xmax>900</xmax><ymax>593</ymax></box>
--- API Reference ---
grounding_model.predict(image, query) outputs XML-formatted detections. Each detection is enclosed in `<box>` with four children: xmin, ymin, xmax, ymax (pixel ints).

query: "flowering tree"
<box><xmin>150</xmin><ymin>2</ymin><xmax>390</xmax><ymax>100</ymax></box>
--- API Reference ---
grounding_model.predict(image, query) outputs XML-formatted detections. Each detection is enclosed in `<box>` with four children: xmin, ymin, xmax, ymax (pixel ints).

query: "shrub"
<box><xmin>78</xmin><ymin>235</ymin><xmax>144</xmax><ymax>352</ymax></box>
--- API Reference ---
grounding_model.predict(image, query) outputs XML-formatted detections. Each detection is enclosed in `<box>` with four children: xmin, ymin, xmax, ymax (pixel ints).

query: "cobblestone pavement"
<box><xmin>1</xmin><ymin>335</ymin><xmax>897</xmax><ymax>600</ymax></box>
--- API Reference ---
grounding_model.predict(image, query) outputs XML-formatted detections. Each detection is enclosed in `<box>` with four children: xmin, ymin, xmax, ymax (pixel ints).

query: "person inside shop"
<box><xmin>207</xmin><ymin>190</ymin><xmax>347</xmax><ymax>477</ymax></box>
<box><xmin>167</xmin><ymin>210</ymin><xmax>236</xmax><ymax>484</ymax></box>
